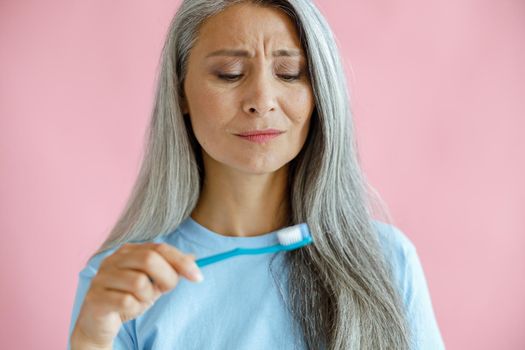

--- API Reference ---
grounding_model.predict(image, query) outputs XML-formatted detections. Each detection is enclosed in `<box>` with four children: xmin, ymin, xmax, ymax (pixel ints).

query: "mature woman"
<box><xmin>68</xmin><ymin>0</ymin><xmax>445</xmax><ymax>349</ymax></box>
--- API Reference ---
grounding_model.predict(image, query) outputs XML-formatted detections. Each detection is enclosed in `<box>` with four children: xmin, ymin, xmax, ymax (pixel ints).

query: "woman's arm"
<box><xmin>403</xmin><ymin>244</ymin><xmax>446</xmax><ymax>349</ymax></box>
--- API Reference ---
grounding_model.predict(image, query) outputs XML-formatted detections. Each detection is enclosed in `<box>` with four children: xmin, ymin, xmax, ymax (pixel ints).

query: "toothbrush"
<box><xmin>195</xmin><ymin>223</ymin><xmax>313</xmax><ymax>267</ymax></box>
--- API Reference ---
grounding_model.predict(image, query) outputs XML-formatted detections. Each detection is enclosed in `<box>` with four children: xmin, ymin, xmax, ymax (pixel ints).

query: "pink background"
<box><xmin>1</xmin><ymin>0</ymin><xmax>524</xmax><ymax>348</ymax></box>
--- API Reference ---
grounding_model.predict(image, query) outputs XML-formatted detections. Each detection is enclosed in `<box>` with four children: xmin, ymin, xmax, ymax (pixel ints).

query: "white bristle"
<box><xmin>276</xmin><ymin>225</ymin><xmax>303</xmax><ymax>245</ymax></box>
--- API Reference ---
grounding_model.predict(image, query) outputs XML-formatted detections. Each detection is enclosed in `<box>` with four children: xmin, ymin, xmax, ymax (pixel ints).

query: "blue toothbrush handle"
<box><xmin>195</xmin><ymin>244</ymin><xmax>284</xmax><ymax>267</ymax></box>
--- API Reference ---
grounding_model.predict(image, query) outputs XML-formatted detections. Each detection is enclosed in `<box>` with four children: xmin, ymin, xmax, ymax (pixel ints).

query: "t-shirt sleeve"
<box><xmin>402</xmin><ymin>239</ymin><xmax>446</xmax><ymax>350</ymax></box>
<box><xmin>373</xmin><ymin>220</ymin><xmax>446</xmax><ymax>350</ymax></box>
<box><xmin>66</xmin><ymin>246</ymin><xmax>137</xmax><ymax>350</ymax></box>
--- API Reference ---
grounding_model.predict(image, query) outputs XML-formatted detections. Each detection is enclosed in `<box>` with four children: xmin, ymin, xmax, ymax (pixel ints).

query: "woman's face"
<box><xmin>181</xmin><ymin>2</ymin><xmax>315</xmax><ymax>175</ymax></box>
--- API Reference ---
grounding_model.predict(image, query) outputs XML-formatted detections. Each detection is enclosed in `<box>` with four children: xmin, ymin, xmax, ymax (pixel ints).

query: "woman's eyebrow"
<box><xmin>205</xmin><ymin>48</ymin><xmax>304</xmax><ymax>59</ymax></box>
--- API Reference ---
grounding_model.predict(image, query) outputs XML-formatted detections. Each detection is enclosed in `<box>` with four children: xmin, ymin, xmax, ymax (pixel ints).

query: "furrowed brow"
<box><xmin>205</xmin><ymin>48</ymin><xmax>304</xmax><ymax>58</ymax></box>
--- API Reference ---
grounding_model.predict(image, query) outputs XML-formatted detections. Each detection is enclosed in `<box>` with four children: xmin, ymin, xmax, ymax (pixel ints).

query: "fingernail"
<box><xmin>188</xmin><ymin>263</ymin><xmax>204</xmax><ymax>282</ymax></box>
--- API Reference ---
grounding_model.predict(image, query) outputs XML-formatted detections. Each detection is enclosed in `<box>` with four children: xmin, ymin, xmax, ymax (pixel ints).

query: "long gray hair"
<box><xmin>94</xmin><ymin>0</ymin><xmax>411</xmax><ymax>348</ymax></box>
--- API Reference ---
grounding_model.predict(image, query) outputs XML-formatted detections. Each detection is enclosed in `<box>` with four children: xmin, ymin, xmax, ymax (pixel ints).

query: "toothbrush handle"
<box><xmin>195</xmin><ymin>248</ymin><xmax>243</xmax><ymax>267</ymax></box>
<box><xmin>195</xmin><ymin>245</ymin><xmax>284</xmax><ymax>267</ymax></box>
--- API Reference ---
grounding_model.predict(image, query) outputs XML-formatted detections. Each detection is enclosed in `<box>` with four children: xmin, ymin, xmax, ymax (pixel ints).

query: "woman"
<box><xmin>68</xmin><ymin>0</ymin><xmax>445</xmax><ymax>349</ymax></box>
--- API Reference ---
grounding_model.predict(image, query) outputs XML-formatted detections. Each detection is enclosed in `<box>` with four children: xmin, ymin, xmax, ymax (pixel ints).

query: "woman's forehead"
<box><xmin>194</xmin><ymin>3</ymin><xmax>303</xmax><ymax>54</ymax></box>
<box><xmin>204</xmin><ymin>48</ymin><xmax>305</xmax><ymax>60</ymax></box>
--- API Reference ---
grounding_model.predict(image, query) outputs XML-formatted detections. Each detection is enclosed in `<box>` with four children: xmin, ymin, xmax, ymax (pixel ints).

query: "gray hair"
<box><xmin>94</xmin><ymin>0</ymin><xmax>411</xmax><ymax>348</ymax></box>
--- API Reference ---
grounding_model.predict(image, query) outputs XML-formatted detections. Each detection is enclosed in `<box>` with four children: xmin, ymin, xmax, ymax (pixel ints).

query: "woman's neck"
<box><xmin>190</xmin><ymin>164</ymin><xmax>290</xmax><ymax>237</ymax></box>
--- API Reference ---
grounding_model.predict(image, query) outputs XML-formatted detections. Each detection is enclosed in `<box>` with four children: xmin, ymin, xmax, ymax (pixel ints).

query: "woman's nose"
<box><xmin>242</xmin><ymin>70</ymin><xmax>276</xmax><ymax>117</ymax></box>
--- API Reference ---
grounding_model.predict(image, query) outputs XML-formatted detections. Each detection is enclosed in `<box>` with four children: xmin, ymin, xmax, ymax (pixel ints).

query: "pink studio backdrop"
<box><xmin>1</xmin><ymin>1</ymin><xmax>524</xmax><ymax>349</ymax></box>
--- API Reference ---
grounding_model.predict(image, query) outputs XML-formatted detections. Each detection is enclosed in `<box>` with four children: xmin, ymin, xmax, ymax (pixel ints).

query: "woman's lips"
<box><xmin>235</xmin><ymin>132</ymin><xmax>284</xmax><ymax>143</ymax></box>
<box><xmin>236</xmin><ymin>130</ymin><xmax>284</xmax><ymax>143</ymax></box>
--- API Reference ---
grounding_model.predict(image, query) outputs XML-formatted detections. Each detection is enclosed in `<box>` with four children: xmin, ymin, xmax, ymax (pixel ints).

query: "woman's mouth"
<box><xmin>235</xmin><ymin>129</ymin><xmax>285</xmax><ymax>144</ymax></box>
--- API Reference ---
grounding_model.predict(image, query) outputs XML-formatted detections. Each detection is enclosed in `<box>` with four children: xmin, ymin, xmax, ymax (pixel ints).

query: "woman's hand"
<box><xmin>70</xmin><ymin>242</ymin><xmax>203</xmax><ymax>349</ymax></box>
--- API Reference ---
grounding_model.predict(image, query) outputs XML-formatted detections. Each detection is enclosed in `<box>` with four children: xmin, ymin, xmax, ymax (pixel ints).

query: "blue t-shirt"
<box><xmin>67</xmin><ymin>217</ymin><xmax>445</xmax><ymax>349</ymax></box>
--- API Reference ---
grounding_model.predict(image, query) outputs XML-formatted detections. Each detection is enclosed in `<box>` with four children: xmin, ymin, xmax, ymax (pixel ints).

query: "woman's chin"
<box><xmin>229</xmin><ymin>160</ymin><xmax>288</xmax><ymax>176</ymax></box>
<box><xmin>202</xmin><ymin>149</ymin><xmax>290</xmax><ymax>176</ymax></box>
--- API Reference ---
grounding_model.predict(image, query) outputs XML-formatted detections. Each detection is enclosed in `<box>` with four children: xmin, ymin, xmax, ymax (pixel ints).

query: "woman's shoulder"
<box><xmin>371</xmin><ymin>219</ymin><xmax>417</xmax><ymax>263</ymax></box>
<box><xmin>370</xmin><ymin>219</ymin><xmax>421</xmax><ymax>303</ymax></box>
<box><xmin>370</xmin><ymin>219</ymin><xmax>446</xmax><ymax>349</ymax></box>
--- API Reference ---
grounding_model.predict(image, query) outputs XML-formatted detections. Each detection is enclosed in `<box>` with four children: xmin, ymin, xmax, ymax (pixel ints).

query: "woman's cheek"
<box><xmin>190</xmin><ymin>115</ymin><xmax>212</xmax><ymax>149</ymax></box>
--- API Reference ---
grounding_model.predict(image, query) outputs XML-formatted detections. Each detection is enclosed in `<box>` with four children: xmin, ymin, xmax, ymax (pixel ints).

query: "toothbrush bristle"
<box><xmin>276</xmin><ymin>225</ymin><xmax>304</xmax><ymax>246</ymax></box>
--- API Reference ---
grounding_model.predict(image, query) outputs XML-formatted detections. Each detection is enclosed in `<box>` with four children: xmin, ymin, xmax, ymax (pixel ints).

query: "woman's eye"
<box><xmin>217</xmin><ymin>74</ymin><xmax>243</xmax><ymax>81</ymax></box>
<box><xmin>216</xmin><ymin>73</ymin><xmax>301</xmax><ymax>82</ymax></box>
<box><xmin>279</xmin><ymin>74</ymin><xmax>301</xmax><ymax>82</ymax></box>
